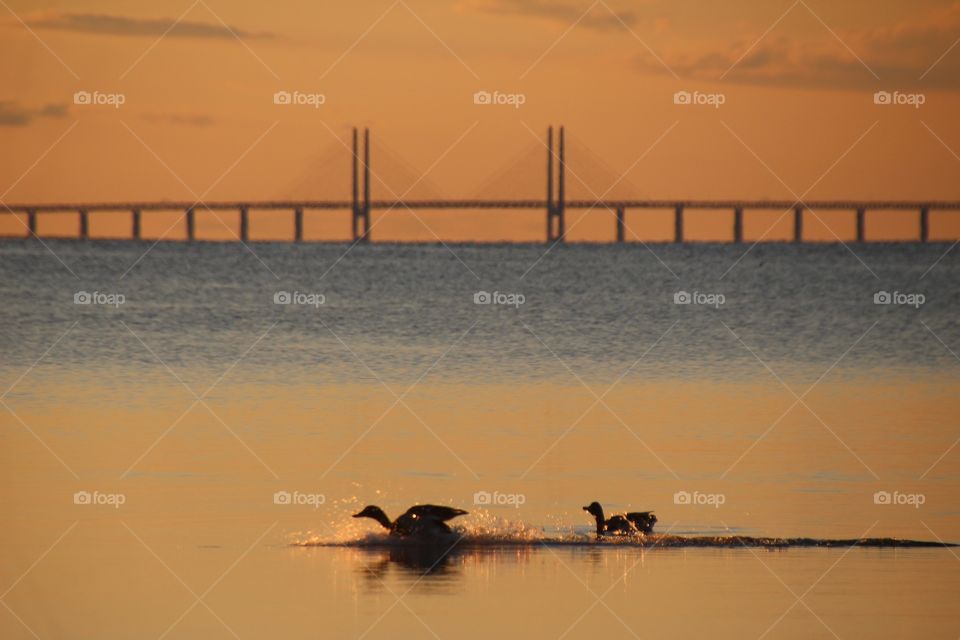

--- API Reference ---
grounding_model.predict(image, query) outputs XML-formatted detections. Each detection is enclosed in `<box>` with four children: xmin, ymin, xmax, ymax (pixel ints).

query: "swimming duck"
<box><xmin>583</xmin><ymin>501</ymin><xmax>656</xmax><ymax>538</ymax></box>
<box><xmin>353</xmin><ymin>504</ymin><xmax>468</xmax><ymax>538</ymax></box>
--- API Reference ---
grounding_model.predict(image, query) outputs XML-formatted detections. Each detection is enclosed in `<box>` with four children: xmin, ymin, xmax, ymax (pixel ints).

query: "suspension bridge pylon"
<box><xmin>352</xmin><ymin>127</ymin><xmax>371</xmax><ymax>243</ymax></box>
<box><xmin>546</xmin><ymin>126</ymin><xmax>566</xmax><ymax>244</ymax></box>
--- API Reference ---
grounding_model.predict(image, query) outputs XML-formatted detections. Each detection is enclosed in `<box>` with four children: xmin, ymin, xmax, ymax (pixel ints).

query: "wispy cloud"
<box><xmin>638</xmin><ymin>3</ymin><xmax>960</xmax><ymax>90</ymax></box>
<box><xmin>462</xmin><ymin>0</ymin><xmax>636</xmax><ymax>31</ymax></box>
<box><xmin>13</xmin><ymin>11</ymin><xmax>275</xmax><ymax>40</ymax></box>
<box><xmin>0</xmin><ymin>102</ymin><xmax>68</xmax><ymax>127</ymax></box>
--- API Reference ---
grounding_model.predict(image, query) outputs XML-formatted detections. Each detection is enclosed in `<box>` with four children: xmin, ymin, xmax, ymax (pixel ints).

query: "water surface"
<box><xmin>1</xmin><ymin>240</ymin><xmax>958</xmax><ymax>638</ymax></box>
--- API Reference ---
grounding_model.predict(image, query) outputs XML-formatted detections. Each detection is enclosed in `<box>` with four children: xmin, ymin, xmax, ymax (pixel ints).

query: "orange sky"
<box><xmin>2</xmin><ymin>0</ymin><xmax>960</xmax><ymax>241</ymax></box>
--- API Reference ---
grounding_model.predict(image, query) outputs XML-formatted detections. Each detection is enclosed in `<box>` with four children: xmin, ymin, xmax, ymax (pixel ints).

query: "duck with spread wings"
<box><xmin>353</xmin><ymin>504</ymin><xmax>468</xmax><ymax>538</ymax></box>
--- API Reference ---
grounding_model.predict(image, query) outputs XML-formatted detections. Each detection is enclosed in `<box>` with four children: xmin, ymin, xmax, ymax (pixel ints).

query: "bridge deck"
<box><xmin>3</xmin><ymin>199</ymin><xmax>960</xmax><ymax>212</ymax></box>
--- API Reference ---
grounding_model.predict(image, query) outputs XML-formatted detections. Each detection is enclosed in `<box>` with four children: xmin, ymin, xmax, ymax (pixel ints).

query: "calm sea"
<box><xmin>1</xmin><ymin>239</ymin><xmax>958</xmax><ymax>639</ymax></box>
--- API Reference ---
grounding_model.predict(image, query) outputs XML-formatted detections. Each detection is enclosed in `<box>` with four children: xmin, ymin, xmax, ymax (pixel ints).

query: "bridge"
<box><xmin>2</xmin><ymin>127</ymin><xmax>958</xmax><ymax>244</ymax></box>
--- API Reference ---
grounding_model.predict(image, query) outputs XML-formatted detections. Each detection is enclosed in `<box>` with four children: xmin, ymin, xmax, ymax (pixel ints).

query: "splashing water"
<box><xmin>288</xmin><ymin>510</ymin><xmax>956</xmax><ymax>549</ymax></box>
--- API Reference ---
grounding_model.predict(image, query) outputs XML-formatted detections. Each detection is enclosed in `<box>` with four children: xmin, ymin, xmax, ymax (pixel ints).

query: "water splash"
<box><xmin>289</xmin><ymin>513</ymin><xmax>956</xmax><ymax>548</ymax></box>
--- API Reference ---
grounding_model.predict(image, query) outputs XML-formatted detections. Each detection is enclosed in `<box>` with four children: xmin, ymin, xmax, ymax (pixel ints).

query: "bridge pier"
<box><xmin>240</xmin><ymin>206</ymin><xmax>249</xmax><ymax>242</ymax></box>
<box><xmin>547</xmin><ymin>209</ymin><xmax>565</xmax><ymax>242</ymax></box>
<box><xmin>27</xmin><ymin>208</ymin><xmax>36</xmax><ymax>237</ymax></box>
<box><xmin>856</xmin><ymin>207</ymin><xmax>866</xmax><ymax>242</ymax></box>
<box><xmin>793</xmin><ymin>206</ymin><xmax>803</xmax><ymax>243</ymax></box>
<box><xmin>294</xmin><ymin>207</ymin><xmax>303</xmax><ymax>242</ymax></box>
<box><xmin>132</xmin><ymin>209</ymin><xmax>141</xmax><ymax>240</ymax></box>
<box><xmin>734</xmin><ymin>207</ymin><xmax>744</xmax><ymax>243</ymax></box>
<box><xmin>920</xmin><ymin>206</ymin><xmax>929</xmax><ymax>242</ymax></box>
<box><xmin>615</xmin><ymin>207</ymin><xmax>625</xmax><ymax>243</ymax></box>
<box><xmin>186</xmin><ymin>207</ymin><xmax>195</xmax><ymax>241</ymax></box>
<box><xmin>674</xmin><ymin>205</ymin><xmax>684</xmax><ymax>243</ymax></box>
<box><xmin>79</xmin><ymin>209</ymin><xmax>88</xmax><ymax>240</ymax></box>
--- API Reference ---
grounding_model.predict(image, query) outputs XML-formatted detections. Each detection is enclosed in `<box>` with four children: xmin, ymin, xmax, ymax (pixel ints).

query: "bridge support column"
<box><xmin>132</xmin><ymin>210</ymin><xmax>141</xmax><ymax>240</ymax></box>
<box><xmin>363</xmin><ymin>128</ymin><xmax>371</xmax><ymax>241</ymax></box>
<box><xmin>733</xmin><ymin>207</ymin><xmax>743</xmax><ymax>243</ymax></box>
<box><xmin>546</xmin><ymin>127</ymin><xmax>553</xmax><ymax>242</ymax></box>
<box><xmin>294</xmin><ymin>207</ymin><xmax>303</xmax><ymax>242</ymax></box>
<box><xmin>186</xmin><ymin>207</ymin><xmax>195</xmax><ymax>241</ymax></box>
<box><xmin>674</xmin><ymin>205</ymin><xmax>684</xmax><ymax>243</ymax></box>
<box><xmin>352</xmin><ymin>209</ymin><xmax>365</xmax><ymax>242</ymax></box>
<box><xmin>793</xmin><ymin>206</ymin><xmax>803</xmax><ymax>243</ymax></box>
<box><xmin>352</xmin><ymin>128</ymin><xmax>371</xmax><ymax>243</ymax></box>
<box><xmin>856</xmin><ymin>207</ymin><xmax>866</xmax><ymax>243</ymax></box>
<box><xmin>547</xmin><ymin>208</ymin><xmax>565</xmax><ymax>242</ymax></box>
<box><xmin>79</xmin><ymin>209</ymin><xmax>88</xmax><ymax>240</ymax></box>
<box><xmin>920</xmin><ymin>206</ymin><xmax>929</xmax><ymax>243</ymax></box>
<box><xmin>240</xmin><ymin>206</ymin><xmax>249</xmax><ymax>242</ymax></box>
<box><xmin>545</xmin><ymin>126</ymin><xmax>565</xmax><ymax>243</ymax></box>
<box><xmin>27</xmin><ymin>209</ymin><xmax>37</xmax><ymax>237</ymax></box>
<box><xmin>615</xmin><ymin>207</ymin><xmax>625</xmax><ymax>243</ymax></box>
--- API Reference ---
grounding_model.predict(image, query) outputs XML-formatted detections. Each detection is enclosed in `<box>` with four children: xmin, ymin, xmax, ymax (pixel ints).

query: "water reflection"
<box><xmin>334</xmin><ymin>530</ymin><xmax>960</xmax><ymax>595</ymax></box>
<box><xmin>348</xmin><ymin>542</ymin><xmax>539</xmax><ymax>591</ymax></box>
<box><xmin>358</xmin><ymin>543</ymin><xmax>463</xmax><ymax>579</ymax></box>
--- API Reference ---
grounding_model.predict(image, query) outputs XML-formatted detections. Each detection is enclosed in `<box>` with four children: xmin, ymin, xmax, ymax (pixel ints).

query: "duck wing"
<box><xmin>392</xmin><ymin>512</ymin><xmax>456</xmax><ymax>537</ymax></box>
<box><xmin>604</xmin><ymin>515</ymin><xmax>634</xmax><ymax>534</ymax></box>
<box><xmin>404</xmin><ymin>505</ymin><xmax>468</xmax><ymax>522</ymax></box>
<box><xmin>625</xmin><ymin>512</ymin><xmax>657</xmax><ymax>533</ymax></box>
<box><xmin>626</xmin><ymin>511</ymin><xmax>655</xmax><ymax>520</ymax></box>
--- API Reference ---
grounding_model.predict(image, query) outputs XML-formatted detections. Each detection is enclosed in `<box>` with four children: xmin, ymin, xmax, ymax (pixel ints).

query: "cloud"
<box><xmin>0</xmin><ymin>101</ymin><xmax>69</xmax><ymax>127</ymax></box>
<box><xmin>637</xmin><ymin>3</ymin><xmax>960</xmax><ymax>90</ymax></box>
<box><xmin>462</xmin><ymin>0</ymin><xmax>636</xmax><ymax>31</ymax></box>
<box><xmin>143</xmin><ymin>113</ymin><xmax>215</xmax><ymax>127</ymax></box>
<box><xmin>16</xmin><ymin>11</ymin><xmax>274</xmax><ymax>40</ymax></box>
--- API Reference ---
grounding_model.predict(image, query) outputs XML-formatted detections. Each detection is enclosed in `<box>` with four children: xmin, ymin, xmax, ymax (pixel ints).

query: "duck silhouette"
<box><xmin>353</xmin><ymin>504</ymin><xmax>468</xmax><ymax>538</ymax></box>
<box><xmin>583</xmin><ymin>501</ymin><xmax>656</xmax><ymax>538</ymax></box>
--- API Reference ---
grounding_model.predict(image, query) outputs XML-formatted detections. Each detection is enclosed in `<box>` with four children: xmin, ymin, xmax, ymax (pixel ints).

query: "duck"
<box><xmin>583</xmin><ymin>501</ymin><xmax>656</xmax><ymax>538</ymax></box>
<box><xmin>352</xmin><ymin>504</ymin><xmax>468</xmax><ymax>538</ymax></box>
